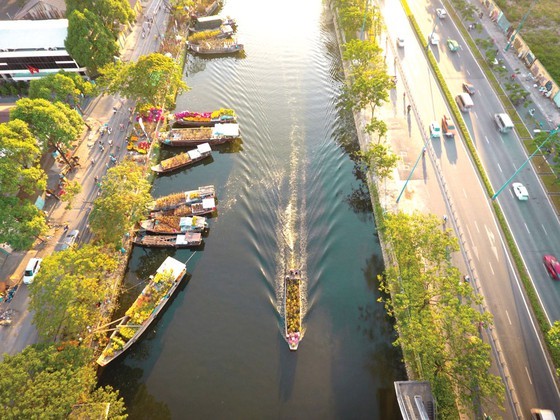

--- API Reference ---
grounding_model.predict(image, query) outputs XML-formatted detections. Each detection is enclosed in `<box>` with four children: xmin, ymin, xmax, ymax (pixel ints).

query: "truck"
<box><xmin>441</xmin><ymin>115</ymin><xmax>457</xmax><ymax>138</ymax></box>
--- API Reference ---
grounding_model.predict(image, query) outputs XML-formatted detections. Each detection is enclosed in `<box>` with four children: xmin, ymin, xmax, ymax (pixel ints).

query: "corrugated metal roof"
<box><xmin>0</xmin><ymin>19</ymin><xmax>68</xmax><ymax>50</ymax></box>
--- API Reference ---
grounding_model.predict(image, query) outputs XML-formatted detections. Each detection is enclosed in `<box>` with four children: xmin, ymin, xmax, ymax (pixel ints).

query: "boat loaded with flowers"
<box><xmin>187</xmin><ymin>38</ymin><xmax>244</xmax><ymax>55</ymax></box>
<box><xmin>150</xmin><ymin>197</ymin><xmax>217</xmax><ymax>219</ymax></box>
<box><xmin>133</xmin><ymin>232</ymin><xmax>203</xmax><ymax>248</ymax></box>
<box><xmin>284</xmin><ymin>269</ymin><xmax>302</xmax><ymax>351</ymax></box>
<box><xmin>96</xmin><ymin>256</ymin><xmax>188</xmax><ymax>366</ymax></box>
<box><xmin>149</xmin><ymin>185</ymin><xmax>216</xmax><ymax>212</ymax></box>
<box><xmin>170</xmin><ymin>109</ymin><xmax>236</xmax><ymax>128</ymax></box>
<box><xmin>151</xmin><ymin>143</ymin><xmax>212</xmax><ymax>173</ymax></box>
<box><xmin>139</xmin><ymin>215</ymin><xmax>209</xmax><ymax>234</ymax></box>
<box><xmin>160</xmin><ymin>124</ymin><xmax>239</xmax><ymax>147</ymax></box>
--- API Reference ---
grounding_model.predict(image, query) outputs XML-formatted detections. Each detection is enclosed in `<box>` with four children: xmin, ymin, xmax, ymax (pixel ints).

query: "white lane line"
<box><xmin>525</xmin><ymin>367</ymin><xmax>533</xmax><ymax>385</ymax></box>
<box><xmin>466</xmin><ymin>69</ymin><xmax>471</xmax><ymax>76</ymax></box>
<box><xmin>497</xmin><ymin>163</ymin><xmax>503</xmax><ymax>173</ymax></box>
<box><xmin>524</xmin><ymin>223</ymin><xmax>530</xmax><ymax>235</ymax></box>
<box><xmin>485</xmin><ymin>135</ymin><xmax>489</xmax><ymax>144</ymax></box>
<box><xmin>505</xmin><ymin>310</ymin><xmax>512</xmax><ymax>325</ymax></box>
<box><xmin>474</xmin><ymin>220</ymin><xmax>480</xmax><ymax>233</ymax></box>
<box><xmin>542</xmin><ymin>224</ymin><xmax>548</xmax><ymax>235</ymax></box>
<box><xmin>489</xmin><ymin>261</ymin><xmax>495</xmax><ymax>275</ymax></box>
<box><xmin>463</xmin><ymin>188</ymin><xmax>468</xmax><ymax>198</ymax></box>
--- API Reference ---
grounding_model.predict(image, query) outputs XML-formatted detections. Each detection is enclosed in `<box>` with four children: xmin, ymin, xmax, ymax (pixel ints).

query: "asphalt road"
<box><xmin>381</xmin><ymin>0</ymin><xmax>560</xmax><ymax>415</ymax></box>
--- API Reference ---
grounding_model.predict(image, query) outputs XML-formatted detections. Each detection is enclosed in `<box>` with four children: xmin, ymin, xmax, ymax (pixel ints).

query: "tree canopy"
<box><xmin>97</xmin><ymin>53</ymin><xmax>188</xmax><ymax>108</ymax></box>
<box><xmin>29</xmin><ymin>245</ymin><xmax>119</xmax><ymax>341</ymax></box>
<box><xmin>89</xmin><ymin>160</ymin><xmax>152</xmax><ymax>245</ymax></box>
<box><xmin>65</xmin><ymin>9</ymin><xmax>120</xmax><ymax>76</ymax></box>
<box><xmin>0</xmin><ymin>344</ymin><xmax>126</xmax><ymax>419</ymax></box>
<box><xmin>28</xmin><ymin>71</ymin><xmax>95</xmax><ymax>108</ymax></box>
<box><xmin>0</xmin><ymin>196</ymin><xmax>48</xmax><ymax>250</ymax></box>
<box><xmin>66</xmin><ymin>0</ymin><xmax>135</xmax><ymax>38</ymax></box>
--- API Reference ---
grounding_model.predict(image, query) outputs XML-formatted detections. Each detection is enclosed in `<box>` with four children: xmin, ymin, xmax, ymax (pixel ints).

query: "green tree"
<box><xmin>365</xmin><ymin>117</ymin><xmax>388</xmax><ymax>143</ymax></box>
<box><xmin>343</xmin><ymin>39</ymin><xmax>383</xmax><ymax>73</ymax></box>
<box><xmin>97</xmin><ymin>53</ymin><xmax>188</xmax><ymax>109</ymax></box>
<box><xmin>339</xmin><ymin>5</ymin><xmax>370</xmax><ymax>35</ymax></box>
<box><xmin>29</xmin><ymin>245</ymin><xmax>119</xmax><ymax>341</ymax></box>
<box><xmin>0</xmin><ymin>197</ymin><xmax>47</xmax><ymax>250</ymax></box>
<box><xmin>10</xmin><ymin>98</ymin><xmax>84</xmax><ymax>166</ymax></box>
<box><xmin>359</xmin><ymin>142</ymin><xmax>399</xmax><ymax>183</ymax></box>
<box><xmin>66</xmin><ymin>0</ymin><xmax>135</xmax><ymax>38</ymax></box>
<box><xmin>0</xmin><ymin>120</ymin><xmax>46</xmax><ymax>196</ymax></box>
<box><xmin>0</xmin><ymin>344</ymin><xmax>127</xmax><ymax>419</ymax></box>
<box><xmin>89</xmin><ymin>160</ymin><xmax>152</xmax><ymax>244</ymax></box>
<box><xmin>60</xmin><ymin>180</ymin><xmax>82</xmax><ymax>210</ymax></box>
<box><xmin>342</xmin><ymin>67</ymin><xmax>392</xmax><ymax>118</ymax></box>
<box><xmin>28</xmin><ymin>71</ymin><xmax>95</xmax><ymax>111</ymax></box>
<box><xmin>65</xmin><ymin>9</ymin><xmax>120</xmax><ymax>76</ymax></box>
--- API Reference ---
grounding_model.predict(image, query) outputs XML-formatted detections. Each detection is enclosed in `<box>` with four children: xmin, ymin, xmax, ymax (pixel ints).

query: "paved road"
<box><xmin>379</xmin><ymin>0</ymin><xmax>560</xmax><ymax>416</ymax></box>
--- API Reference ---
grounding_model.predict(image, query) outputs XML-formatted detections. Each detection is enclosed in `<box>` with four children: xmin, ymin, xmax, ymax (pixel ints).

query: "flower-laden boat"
<box><xmin>160</xmin><ymin>124</ymin><xmax>239</xmax><ymax>147</ymax></box>
<box><xmin>149</xmin><ymin>185</ymin><xmax>216</xmax><ymax>211</ymax></box>
<box><xmin>284</xmin><ymin>269</ymin><xmax>302</xmax><ymax>351</ymax></box>
<box><xmin>139</xmin><ymin>215</ymin><xmax>209</xmax><ymax>234</ymax></box>
<box><xmin>96</xmin><ymin>256</ymin><xmax>188</xmax><ymax>366</ymax></box>
<box><xmin>151</xmin><ymin>143</ymin><xmax>212</xmax><ymax>173</ymax></box>
<box><xmin>170</xmin><ymin>109</ymin><xmax>236</xmax><ymax>128</ymax></box>
<box><xmin>187</xmin><ymin>38</ymin><xmax>244</xmax><ymax>55</ymax></box>
<box><xmin>150</xmin><ymin>197</ymin><xmax>217</xmax><ymax>219</ymax></box>
<box><xmin>188</xmin><ymin>24</ymin><xmax>235</xmax><ymax>42</ymax></box>
<box><xmin>133</xmin><ymin>232</ymin><xmax>203</xmax><ymax>248</ymax></box>
<box><xmin>189</xmin><ymin>15</ymin><xmax>236</xmax><ymax>33</ymax></box>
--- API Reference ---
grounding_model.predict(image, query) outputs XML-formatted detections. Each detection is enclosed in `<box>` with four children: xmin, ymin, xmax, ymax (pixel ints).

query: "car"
<box><xmin>436</xmin><ymin>8</ymin><xmax>447</xmax><ymax>18</ymax></box>
<box><xmin>462</xmin><ymin>82</ymin><xmax>475</xmax><ymax>95</ymax></box>
<box><xmin>429</xmin><ymin>32</ymin><xmax>440</xmax><ymax>45</ymax></box>
<box><xmin>429</xmin><ymin>122</ymin><xmax>441</xmax><ymax>138</ymax></box>
<box><xmin>512</xmin><ymin>182</ymin><xmax>529</xmax><ymax>200</ymax></box>
<box><xmin>531</xmin><ymin>408</ymin><xmax>557</xmax><ymax>420</ymax></box>
<box><xmin>441</xmin><ymin>115</ymin><xmax>457</xmax><ymax>138</ymax></box>
<box><xmin>59</xmin><ymin>229</ymin><xmax>80</xmax><ymax>251</ymax></box>
<box><xmin>543</xmin><ymin>255</ymin><xmax>560</xmax><ymax>281</ymax></box>
<box><xmin>447</xmin><ymin>39</ymin><xmax>459</xmax><ymax>52</ymax></box>
<box><xmin>397</xmin><ymin>36</ymin><xmax>405</xmax><ymax>48</ymax></box>
<box><xmin>23</xmin><ymin>257</ymin><xmax>42</xmax><ymax>284</ymax></box>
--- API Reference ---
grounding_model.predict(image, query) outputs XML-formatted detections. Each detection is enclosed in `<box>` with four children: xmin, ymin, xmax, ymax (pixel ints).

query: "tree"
<box><xmin>0</xmin><ymin>344</ymin><xmax>127</xmax><ymax>419</ymax></box>
<box><xmin>343</xmin><ymin>39</ymin><xmax>383</xmax><ymax>73</ymax></box>
<box><xmin>10</xmin><ymin>98</ymin><xmax>84</xmax><ymax>166</ymax></box>
<box><xmin>29</xmin><ymin>245</ymin><xmax>119</xmax><ymax>341</ymax></box>
<box><xmin>0</xmin><ymin>120</ymin><xmax>46</xmax><ymax>196</ymax></box>
<box><xmin>65</xmin><ymin>9</ymin><xmax>120</xmax><ymax>76</ymax></box>
<box><xmin>89</xmin><ymin>160</ymin><xmax>152</xmax><ymax>245</ymax></box>
<box><xmin>339</xmin><ymin>5</ymin><xmax>371</xmax><ymax>34</ymax></box>
<box><xmin>28</xmin><ymin>71</ymin><xmax>95</xmax><ymax>111</ymax></box>
<box><xmin>97</xmin><ymin>53</ymin><xmax>188</xmax><ymax>109</ymax></box>
<box><xmin>342</xmin><ymin>67</ymin><xmax>392</xmax><ymax>118</ymax></box>
<box><xmin>359</xmin><ymin>142</ymin><xmax>399</xmax><ymax>182</ymax></box>
<box><xmin>60</xmin><ymin>180</ymin><xmax>82</xmax><ymax>210</ymax></box>
<box><xmin>365</xmin><ymin>117</ymin><xmax>388</xmax><ymax>144</ymax></box>
<box><xmin>0</xmin><ymin>197</ymin><xmax>48</xmax><ymax>250</ymax></box>
<box><xmin>66</xmin><ymin>0</ymin><xmax>134</xmax><ymax>38</ymax></box>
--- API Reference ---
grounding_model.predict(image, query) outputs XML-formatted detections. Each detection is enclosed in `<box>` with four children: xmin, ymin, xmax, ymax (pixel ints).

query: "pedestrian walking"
<box><xmin>108</xmin><ymin>139</ymin><xmax>113</xmax><ymax>147</ymax></box>
<box><xmin>443</xmin><ymin>214</ymin><xmax>448</xmax><ymax>224</ymax></box>
<box><xmin>91</xmin><ymin>158</ymin><xmax>96</xmax><ymax>166</ymax></box>
<box><xmin>94</xmin><ymin>175</ymin><xmax>99</xmax><ymax>183</ymax></box>
<box><xmin>511</xmin><ymin>73</ymin><xmax>516</xmax><ymax>80</ymax></box>
<box><xmin>119</xmin><ymin>123</ymin><xmax>124</xmax><ymax>131</ymax></box>
<box><xmin>107</xmin><ymin>127</ymin><xmax>113</xmax><ymax>135</ymax></box>
<box><xmin>407</xmin><ymin>104</ymin><xmax>411</xmax><ymax>114</ymax></box>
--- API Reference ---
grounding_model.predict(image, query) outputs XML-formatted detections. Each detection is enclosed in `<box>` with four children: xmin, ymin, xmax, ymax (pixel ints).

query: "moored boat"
<box><xmin>187</xmin><ymin>38</ymin><xmax>244</xmax><ymax>55</ymax></box>
<box><xmin>150</xmin><ymin>197</ymin><xmax>217</xmax><ymax>218</ymax></box>
<box><xmin>139</xmin><ymin>215</ymin><xmax>209</xmax><ymax>234</ymax></box>
<box><xmin>170</xmin><ymin>109</ymin><xmax>236</xmax><ymax>128</ymax></box>
<box><xmin>189</xmin><ymin>15</ymin><xmax>236</xmax><ymax>33</ymax></box>
<box><xmin>150</xmin><ymin>185</ymin><xmax>216</xmax><ymax>211</ymax></box>
<box><xmin>96</xmin><ymin>256</ymin><xmax>188</xmax><ymax>366</ymax></box>
<box><xmin>151</xmin><ymin>143</ymin><xmax>212</xmax><ymax>173</ymax></box>
<box><xmin>160</xmin><ymin>124</ymin><xmax>239</xmax><ymax>147</ymax></box>
<box><xmin>133</xmin><ymin>232</ymin><xmax>203</xmax><ymax>248</ymax></box>
<box><xmin>284</xmin><ymin>269</ymin><xmax>302</xmax><ymax>351</ymax></box>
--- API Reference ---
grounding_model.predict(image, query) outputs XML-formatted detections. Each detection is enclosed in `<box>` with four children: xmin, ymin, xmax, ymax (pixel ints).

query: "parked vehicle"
<box><xmin>455</xmin><ymin>93</ymin><xmax>474</xmax><ymax>112</ymax></box>
<box><xmin>462</xmin><ymin>82</ymin><xmax>475</xmax><ymax>95</ymax></box>
<box><xmin>429</xmin><ymin>32</ymin><xmax>440</xmax><ymax>45</ymax></box>
<box><xmin>429</xmin><ymin>122</ymin><xmax>441</xmax><ymax>138</ymax></box>
<box><xmin>397</xmin><ymin>36</ymin><xmax>405</xmax><ymax>48</ymax></box>
<box><xmin>23</xmin><ymin>258</ymin><xmax>42</xmax><ymax>284</ymax></box>
<box><xmin>57</xmin><ymin>229</ymin><xmax>80</xmax><ymax>251</ymax></box>
<box><xmin>441</xmin><ymin>115</ymin><xmax>457</xmax><ymax>138</ymax></box>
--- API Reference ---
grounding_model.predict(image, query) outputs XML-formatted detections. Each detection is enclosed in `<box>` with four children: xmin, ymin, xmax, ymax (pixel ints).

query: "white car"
<box><xmin>23</xmin><ymin>257</ymin><xmax>42</xmax><ymax>284</ymax></box>
<box><xmin>397</xmin><ymin>37</ymin><xmax>405</xmax><ymax>48</ymax></box>
<box><xmin>512</xmin><ymin>182</ymin><xmax>529</xmax><ymax>201</ymax></box>
<box><xmin>429</xmin><ymin>122</ymin><xmax>441</xmax><ymax>138</ymax></box>
<box><xmin>429</xmin><ymin>32</ymin><xmax>440</xmax><ymax>45</ymax></box>
<box><xmin>436</xmin><ymin>8</ymin><xmax>447</xmax><ymax>18</ymax></box>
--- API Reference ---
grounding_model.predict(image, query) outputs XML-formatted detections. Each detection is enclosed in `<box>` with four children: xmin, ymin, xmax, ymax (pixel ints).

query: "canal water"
<box><xmin>100</xmin><ymin>0</ymin><xmax>405</xmax><ymax>418</ymax></box>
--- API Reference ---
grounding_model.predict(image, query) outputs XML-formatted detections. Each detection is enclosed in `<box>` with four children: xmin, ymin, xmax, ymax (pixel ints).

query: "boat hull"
<box><xmin>284</xmin><ymin>269</ymin><xmax>302</xmax><ymax>351</ymax></box>
<box><xmin>161</xmin><ymin>137</ymin><xmax>235</xmax><ymax>147</ymax></box>
<box><xmin>151</xmin><ymin>152</ymin><xmax>211</xmax><ymax>173</ymax></box>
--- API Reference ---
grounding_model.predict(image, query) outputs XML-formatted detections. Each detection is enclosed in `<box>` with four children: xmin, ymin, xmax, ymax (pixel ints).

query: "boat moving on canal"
<box><xmin>133</xmin><ymin>232</ymin><xmax>203</xmax><ymax>248</ymax></box>
<box><xmin>160</xmin><ymin>124</ymin><xmax>240</xmax><ymax>147</ymax></box>
<box><xmin>170</xmin><ymin>109</ymin><xmax>236</xmax><ymax>128</ymax></box>
<box><xmin>149</xmin><ymin>185</ymin><xmax>216</xmax><ymax>211</ymax></box>
<box><xmin>186</xmin><ymin>38</ymin><xmax>244</xmax><ymax>55</ymax></box>
<box><xmin>150</xmin><ymin>197</ymin><xmax>217</xmax><ymax>219</ymax></box>
<box><xmin>139</xmin><ymin>215</ymin><xmax>209</xmax><ymax>234</ymax></box>
<box><xmin>96</xmin><ymin>256</ymin><xmax>188</xmax><ymax>367</ymax></box>
<box><xmin>151</xmin><ymin>143</ymin><xmax>212</xmax><ymax>173</ymax></box>
<box><xmin>284</xmin><ymin>269</ymin><xmax>302</xmax><ymax>351</ymax></box>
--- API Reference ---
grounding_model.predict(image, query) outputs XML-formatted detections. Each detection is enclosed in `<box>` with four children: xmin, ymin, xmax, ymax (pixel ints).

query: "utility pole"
<box><xmin>505</xmin><ymin>0</ymin><xmax>538</xmax><ymax>52</ymax></box>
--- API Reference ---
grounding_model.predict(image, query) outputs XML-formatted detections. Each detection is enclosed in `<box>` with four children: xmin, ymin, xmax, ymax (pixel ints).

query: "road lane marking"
<box><xmin>463</xmin><ymin>188</ymin><xmax>467</xmax><ymax>198</ymax></box>
<box><xmin>542</xmin><ymin>224</ymin><xmax>548</xmax><ymax>235</ymax></box>
<box><xmin>485</xmin><ymin>225</ymin><xmax>499</xmax><ymax>261</ymax></box>
<box><xmin>484</xmin><ymin>135</ymin><xmax>489</xmax><ymax>144</ymax></box>
<box><xmin>505</xmin><ymin>310</ymin><xmax>512</xmax><ymax>325</ymax></box>
<box><xmin>474</xmin><ymin>220</ymin><xmax>480</xmax><ymax>233</ymax></box>
<box><xmin>466</xmin><ymin>69</ymin><xmax>470</xmax><ymax>76</ymax></box>
<box><xmin>525</xmin><ymin>367</ymin><xmax>533</xmax><ymax>385</ymax></box>
<box><xmin>524</xmin><ymin>223</ymin><xmax>530</xmax><ymax>234</ymax></box>
<box><xmin>466</xmin><ymin>225</ymin><xmax>479</xmax><ymax>260</ymax></box>
<box><xmin>497</xmin><ymin>163</ymin><xmax>502</xmax><ymax>173</ymax></box>
<box><xmin>489</xmin><ymin>261</ymin><xmax>494</xmax><ymax>275</ymax></box>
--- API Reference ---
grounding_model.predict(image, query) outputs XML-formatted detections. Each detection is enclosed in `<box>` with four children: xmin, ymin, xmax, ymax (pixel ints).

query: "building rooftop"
<box><xmin>0</xmin><ymin>19</ymin><xmax>68</xmax><ymax>50</ymax></box>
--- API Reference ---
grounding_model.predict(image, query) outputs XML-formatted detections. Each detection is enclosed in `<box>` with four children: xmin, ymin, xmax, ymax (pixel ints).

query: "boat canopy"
<box><xmin>202</xmin><ymin>197</ymin><xmax>216</xmax><ymax>209</ymax></box>
<box><xmin>212</xmin><ymin>123</ymin><xmax>239</xmax><ymax>137</ymax></box>
<box><xmin>156</xmin><ymin>256</ymin><xmax>187</xmax><ymax>278</ymax></box>
<box><xmin>197</xmin><ymin>142</ymin><xmax>212</xmax><ymax>154</ymax></box>
<box><xmin>176</xmin><ymin>232</ymin><xmax>202</xmax><ymax>244</ymax></box>
<box><xmin>187</xmin><ymin>149</ymin><xmax>201</xmax><ymax>160</ymax></box>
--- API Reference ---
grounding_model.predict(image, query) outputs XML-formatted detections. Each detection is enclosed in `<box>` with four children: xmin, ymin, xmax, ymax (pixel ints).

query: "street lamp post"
<box><xmin>396</xmin><ymin>147</ymin><xmax>426</xmax><ymax>204</ymax></box>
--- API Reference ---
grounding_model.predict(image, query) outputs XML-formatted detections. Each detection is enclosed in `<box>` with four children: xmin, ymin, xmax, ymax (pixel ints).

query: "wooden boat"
<box><xmin>284</xmin><ymin>269</ymin><xmax>302</xmax><ymax>351</ymax></box>
<box><xmin>150</xmin><ymin>197</ymin><xmax>217</xmax><ymax>218</ymax></box>
<box><xmin>170</xmin><ymin>109</ymin><xmax>236</xmax><ymax>128</ymax></box>
<box><xmin>133</xmin><ymin>232</ymin><xmax>203</xmax><ymax>248</ymax></box>
<box><xmin>187</xmin><ymin>39</ymin><xmax>244</xmax><ymax>55</ymax></box>
<box><xmin>187</xmin><ymin>24</ymin><xmax>235</xmax><ymax>42</ymax></box>
<box><xmin>149</xmin><ymin>185</ymin><xmax>215</xmax><ymax>211</ymax></box>
<box><xmin>151</xmin><ymin>143</ymin><xmax>212</xmax><ymax>173</ymax></box>
<box><xmin>96</xmin><ymin>256</ymin><xmax>188</xmax><ymax>366</ymax></box>
<box><xmin>139</xmin><ymin>215</ymin><xmax>209</xmax><ymax>234</ymax></box>
<box><xmin>189</xmin><ymin>15</ymin><xmax>236</xmax><ymax>33</ymax></box>
<box><xmin>160</xmin><ymin>124</ymin><xmax>239</xmax><ymax>147</ymax></box>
